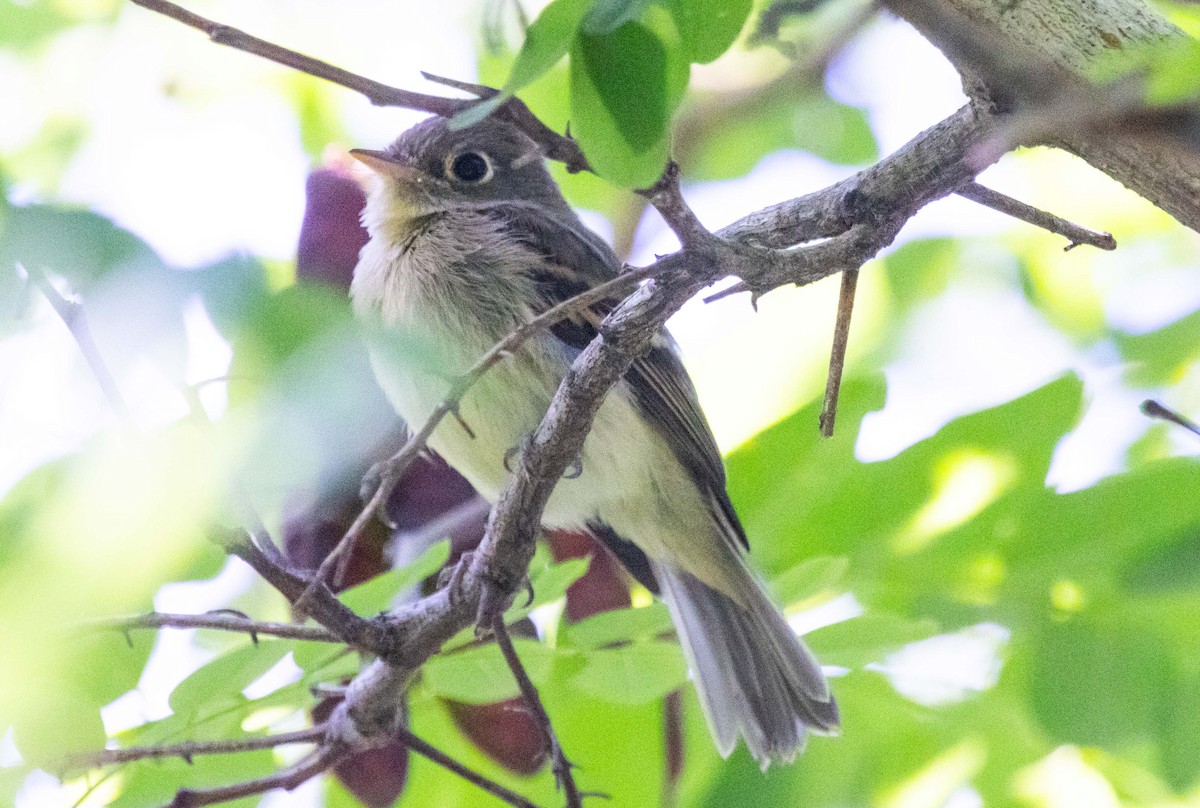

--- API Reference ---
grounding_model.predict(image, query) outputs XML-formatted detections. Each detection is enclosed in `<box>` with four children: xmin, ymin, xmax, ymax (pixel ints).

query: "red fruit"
<box><xmin>548</xmin><ymin>530</ymin><xmax>631</xmax><ymax>621</ymax></box>
<box><xmin>296</xmin><ymin>164</ymin><xmax>369</xmax><ymax>291</ymax></box>
<box><xmin>283</xmin><ymin>490</ymin><xmax>391</xmax><ymax>592</ymax></box>
<box><xmin>312</xmin><ymin>695</ymin><xmax>409</xmax><ymax>808</ymax></box>
<box><xmin>443</xmin><ymin>698</ymin><xmax>548</xmax><ymax>776</ymax></box>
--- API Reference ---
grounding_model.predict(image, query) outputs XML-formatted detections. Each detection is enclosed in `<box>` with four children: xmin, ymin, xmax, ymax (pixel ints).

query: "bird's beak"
<box><xmin>349</xmin><ymin>149</ymin><xmax>427</xmax><ymax>184</ymax></box>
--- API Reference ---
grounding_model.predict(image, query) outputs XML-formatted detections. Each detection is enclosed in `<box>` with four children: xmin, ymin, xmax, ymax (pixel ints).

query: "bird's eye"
<box><xmin>448</xmin><ymin>151</ymin><xmax>493</xmax><ymax>184</ymax></box>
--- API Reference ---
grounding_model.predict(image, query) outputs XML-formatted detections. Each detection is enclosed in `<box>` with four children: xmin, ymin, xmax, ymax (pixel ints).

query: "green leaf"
<box><xmin>686</xmin><ymin>92</ymin><xmax>876</xmax><ymax>181</ymax></box>
<box><xmin>1114</xmin><ymin>307</ymin><xmax>1200</xmax><ymax>386</ymax></box>
<box><xmin>805</xmin><ymin>613</ymin><xmax>939</xmax><ymax>668</ymax></box>
<box><xmin>452</xmin><ymin>0</ymin><xmax>595</xmax><ymax>130</ymax></box>
<box><xmin>560</xmin><ymin>602</ymin><xmax>674</xmax><ymax>649</ymax></box>
<box><xmin>583</xmin><ymin>0</ymin><xmax>652</xmax><ymax>35</ymax></box>
<box><xmin>1121</xmin><ymin>524</ymin><xmax>1200</xmax><ymax>594</ymax></box>
<box><xmin>12</xmin><ymin>685</ymin><xmax>107</xmax><ymax>764</ymax></box>
<box><xmin>0</xmin><ymin>204</ymin><xmax>166</xmax><ymax>290</ymax></box>
<box><xmin>340</xmin><ymin>539</ymin><xmax>451</xmax><ymax>615</ymax></box>
<box><xmin>168</xmin><ymin>640</ymin><xmax>293</xmax><ymax>718</ymax></box>
<box><xmin>424</xmin><ymin>638</ymin><xmax>561</xmax><ymax>703</ymax></box>
<box><xmin>663</xmin><ymin>0</ymin><xmax>752</xmax><ymax>63</ymax></box>
<box><xmin>569</xmin><ymin>6</ymin><xmax>688</xmax><ymax>186</ymax></box>
<box><xmin>1028</xmin><ymin>614</ymin><xmax>1169</xmax><ymax>747</ymax></box>
<box><xmin>0</xmin><ymin>2</ymin><xmax>72</xmax><ymax>49</ymax></box>
<box><xmin>1159</xmin><ymin>657</ymin><xmax>1200</xmax><ymax>793</ymax></box>
<box><xmin>571</xmin><ymin>640</ymin><xmax>687</xmax><ymax>704</ymax></box>
<box><xmin>769</xmin><ymin>555</ymin><xmax>849</xmax><ymax>607</ymax></box>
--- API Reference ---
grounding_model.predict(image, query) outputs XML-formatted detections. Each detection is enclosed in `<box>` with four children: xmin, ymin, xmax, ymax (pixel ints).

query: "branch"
<box><xmin>492</xmin><ymin>615</ymin><xmax>582</xmax><ymax>807</ymax></box>
<box><xmin>956</xmin><ymin>182</ymin><xmax>1116</xmax><ymax>250</ymax></box>
<box><xmin>169</xmin><ymin>744</ymin><xmax>345</xmax><ymax>807</ymax></box>
<box><xmin>819</xmin><ymin>268</ymin><xmax>860</xmax><ymax>438</ymax></box>
<box><xmin>1142</xmin><ymin>399</ymin><xmax>1200</xmax><ymax>440</ymax></box>
<box><xmin>75</xmin><ymin>727</ymin><xmax>325</xmax><ymax>768</ymax></box>
<box><xmin>83</xmin><ymin>611</ymin><xmax>340</xmax><ymax>643</ymax></box>
<box><xmin>395</xmin><ymin>724</ymin><xmax>544</xmax><ymax>808</ymax></box>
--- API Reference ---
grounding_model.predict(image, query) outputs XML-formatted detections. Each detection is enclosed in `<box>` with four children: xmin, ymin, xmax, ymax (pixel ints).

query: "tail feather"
<box><xmin>654</xmin><ymin>561</ymin><xmax>838</xmax><ymax>767</ymax></box>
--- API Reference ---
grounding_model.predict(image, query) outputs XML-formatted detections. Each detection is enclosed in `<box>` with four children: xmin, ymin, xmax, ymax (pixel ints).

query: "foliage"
<box><xmin>3</xmin><ymin>1</ymin><xmax>1200</xmax><ymax>807</ymax></box>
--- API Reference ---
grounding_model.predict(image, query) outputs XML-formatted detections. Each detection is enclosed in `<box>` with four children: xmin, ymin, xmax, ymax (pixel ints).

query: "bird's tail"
<box><xmin>653</xmin><ymin>560</ymin><xmax>838</xmax><ymax>767</ymax></box>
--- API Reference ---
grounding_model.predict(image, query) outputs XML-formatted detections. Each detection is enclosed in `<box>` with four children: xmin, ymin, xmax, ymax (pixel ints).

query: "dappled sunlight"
<box><xmin>896</xmin><ymin>449</ymin><xmax>1017</xmax><ymax>554</ymax></box>
<box><xmin>1015</xmin><ymin>746</ymin><xmax>1120</xmax><ymax>808</ymax></box>
<box><xmin>875</xmin><ymin>624</ymin><xmax>1009</xmax><ymax>707</ymax></box>
<box><xmin>880</xmin><ymin>739</ymin><xmax>986</xmax><ymax>808</ymax></box>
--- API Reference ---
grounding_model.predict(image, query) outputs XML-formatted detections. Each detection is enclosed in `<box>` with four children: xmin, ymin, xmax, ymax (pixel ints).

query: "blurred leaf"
<box><xmin>0</xmin><ymin>2</ymin><xmax>71</xmax><ymax>48</ymax></box>
<box><xmin>0</xmin><ymin>204</ymin><xmax>166</xmax><ymax>291</ymax></box>
<box><xmin>663</xmin><ymin>0</ymin><xmax>752</xmax><ymax>63</ymax></box>
<box><xmin>571</xmin><ymin>640</ymin><xmax>687</xmax><ymax>704</ymax></box>
<box><xmin>881</xmin><ymin>237</ymin><xmax>960</xmax><ymax>314</ymax></box>
<box><xmin>805</xmin><ymin>613</ymin><xmax>939</xmax><ymax>668</ymax></box>
<box><xmin>770</xmin><ymin>555</ymin><xmax>849</xmax><ymax>607</ymax></box>
<box><xmin>340</xmin><ymin>539</ymin><xmax>451</xmax><ymax>615</ymax></box>
<box><xmin>424</xmin><ymin>638</ymin><xmax>560</xmax><ymax>703</ymax></box>
<box><xmin>685</xmin><ymin>91</ymin><xmax>876</xmax><ymax>181</ymax></box>
<box><xmin>1142</xmin><ymin>39</ymin><xmax>1200</xmax><ymax>104</ymax></box>
<box><xmin>11</xmin><ymin>682</ymin><xmax>108</xmax><ymax>765</ymax></box>
<box><xmin>1159</xmin><ymin>655</ymin><xmax>1200</xmax><ymax>792</ymax></box>
<box><xmin>560</xmin><ymin>601</ymin><xmax>673</xmax><ymax>649</ymax></box>
<box><xmin>583</xmin><ymin>0</ymin><xmax>653</xmax><ymax>35</ymax></box>
<box><xmin>1027</xmin><ymin>614</ymin><xmax>1169</xmax><ymax>747</ymax></box>
<box><xmin>454</xmin><ymin>0</ymin><xmax>594</xmax><ymax>129</ymax></box>
<box><xmin>1121</xmin><ymin>524</ymin><xmax>1200</xmax><ymax>593</ymax></box>
<box><xmin>569</xmin><ymin>6</ymin><xmax>688</xmax><ymax>186</ymax></box>
<box><xmin>1113</xmin><ymin>306</ymin><xmax>1200</xmax><ymax>386</ymax></box>
<box><xmin>168</xmin><ymin>640</ymin><xmax>293</xmax><ymax>718</ymax></box>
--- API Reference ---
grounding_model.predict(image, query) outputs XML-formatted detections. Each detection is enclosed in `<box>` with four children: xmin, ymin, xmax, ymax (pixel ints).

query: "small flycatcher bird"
<box><xmin>350</xmin><ymin>116</ymin><xmax>838</xmax><ymax>765</ymax></box>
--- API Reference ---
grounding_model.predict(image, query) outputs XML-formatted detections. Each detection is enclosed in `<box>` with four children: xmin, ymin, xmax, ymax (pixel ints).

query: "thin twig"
<box><xmin>956</xmin><ymin>182</ymin><xmax>1116</xmax><ymax>250</ymax></box>
<box><xmin>21</xmin><ymin>263</ymin><xmax>133</xmax><ymax>425</ymax></box>
<box><xmin>293</xmin><ymin>264</ymin><xmax>661</xmax><ymax>615</ymax></box>
<box><xmin>128</xmin><ymin>0</ymin><xmax>589</xmax><ymax>172</ymax></box>
<box><xmin>76</xmin><ymin>727</ymin><xmax>325</xmax><ymax>769</ymax></box>
<box><xmin>396</xmin><ymin>725</ymin><xmax>543</xmax><ymax>808</ymax></box>
<box><xmin>819</xmin><ymin>268</ymin><xmax>859</xmax><ymax>438</ymax></box>
<box><xmin>169</xmin><ymin>744</ymin><xmax>345</xmax><ymax>807</ymax></box>
<box><xmin>491</xmin><ymin>615</ymin><xmax>582</xmax><ymax>808</ymax></box>
<box><xmin>83</xmin><ymin>612</ymin><xmax>339</xmax><ymax>643</ymax></box>
<box><xmin>1142</xmin><ymin>399</ymin><xmax>1200</xmax><ymax>439</ymax></box>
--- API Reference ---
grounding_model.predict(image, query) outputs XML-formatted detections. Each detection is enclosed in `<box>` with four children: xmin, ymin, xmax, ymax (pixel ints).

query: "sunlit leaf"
<box><xmin>663</xmin><ymin>0</ymin><xmax>752</xmax><ymax>63</ymax></box>
<box><xmin>340</xmin><ymin>539</ymin><xmax>451</xmax><ymax>615</ymax></box>
<box><xmin>424</xmin><ymin>639</ymin><xmax>561</xmax><ymax>703</ymax></box>
<box><xmin>570</xmin><ymin>640</ymin><xmax>687</xmax><ymax>704</ymax></box>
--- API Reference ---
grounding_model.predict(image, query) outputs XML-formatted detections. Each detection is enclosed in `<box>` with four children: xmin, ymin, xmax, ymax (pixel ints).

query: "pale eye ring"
<box><xmin>447</xmin><ymin>151</ymin><xmax>493</xmax><ymax>184</ymax></box>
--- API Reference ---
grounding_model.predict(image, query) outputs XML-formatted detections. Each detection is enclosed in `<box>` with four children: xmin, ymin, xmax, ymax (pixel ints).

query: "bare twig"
<box><xmin>83</xmin><ymin>611</ymin><xmax>339</xmax><ymax>643</ymax></box>
<box><xmin>294</xmin><ymin>263</ymin><xmax>662</xmax><ymax>614</ymax></box>
<box><xmin>956</xmin><ymin>182</ymin><xmax>1116</xmax><ymax>250</ymax></box>
<box><xmin>491</xmin><ymin>615</ymin><xmax>582</xmax><ymax>808</ymax></box>
<box><xmin>128</xmin><ymin>0</ymin><xmax>589</xmax><ymax>172</ymax></box>
<box><xmin>76</xmin><ymin>727</ymin><xmax>325</xmax><ymax>768</ymax></box>
<box><xmin>169</xmin><ymin>744</ymin><xmax>345</xmax><ymax>807</ymax></box>
<box><xmin>396</xmin><ymin>725</ymin><xmax>544</xmax><ymax>808</ymax></box>
<box><xmin>21</xmin><ymin>263</ymin><xmax>133</xmax><ymax>425</ymax></box>
<box><xmin>1142</xmin><ymin>399</ymin><xmax>1200</xmax><ymax>439</ymax></box>
<box><xmin>819</xmin><ymin>268</ymin><xmax>860</xmax><ymax>438</ymax></box>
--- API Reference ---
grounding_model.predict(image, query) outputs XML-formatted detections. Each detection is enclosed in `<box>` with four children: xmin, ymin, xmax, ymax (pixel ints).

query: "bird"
<box><xmin>349</xmin><ymin>114</ymin><xmax>838</xmax><ymax>766</ymax></box>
